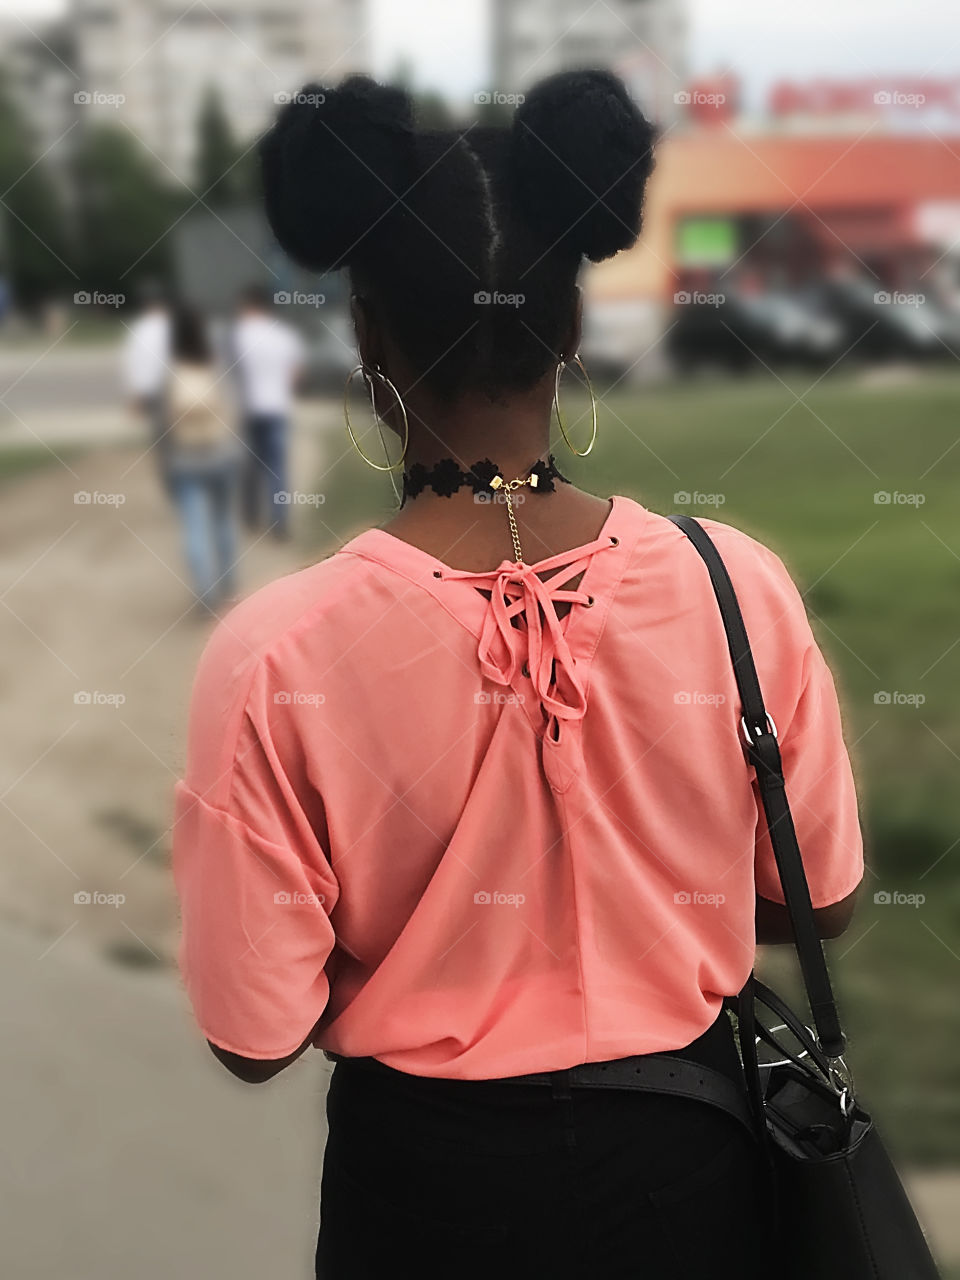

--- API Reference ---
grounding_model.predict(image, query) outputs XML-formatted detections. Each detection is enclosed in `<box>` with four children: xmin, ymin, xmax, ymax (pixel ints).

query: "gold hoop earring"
<box><xmin>344</xmin><ymin>364</ymin><xmax>409</xmax><ymax>471</ymax></box>
<box><xmin>553</xmin><ymin>353</ymin><xmax>598</xmax><ymax>457</ymax></box>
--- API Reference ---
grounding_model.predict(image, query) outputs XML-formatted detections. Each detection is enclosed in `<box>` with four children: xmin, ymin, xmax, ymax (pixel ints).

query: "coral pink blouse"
<box><xmin>172</xmin><ymin>496</ymin><xmax>863</xmax><ymax>1077</ymax></box>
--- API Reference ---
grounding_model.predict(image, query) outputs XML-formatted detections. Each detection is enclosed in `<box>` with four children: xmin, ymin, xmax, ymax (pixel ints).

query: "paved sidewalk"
<box><xmin>0</xmin><ymin>921</ymin><xmax>328</xmax><ymax>1280</ymax></box>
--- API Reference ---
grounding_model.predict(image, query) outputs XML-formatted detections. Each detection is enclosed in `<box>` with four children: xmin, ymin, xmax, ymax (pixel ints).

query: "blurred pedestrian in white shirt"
<box><xmin>167</xmin><ymin>305</ymin><xmax>242</xmax><ymax>615</ymax></box>
<box><xmin>123</xmin><ymin>284</ymin><xmax>172</xmax><ymax>488</ymax></box>
<box><xmin>232</xmin><ymin>284</ymin><xmax>304</xmax><ymax>539</ymax></box>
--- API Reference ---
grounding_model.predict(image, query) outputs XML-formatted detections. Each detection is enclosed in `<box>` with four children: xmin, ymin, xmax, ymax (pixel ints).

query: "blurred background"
<box><xmin>1</xmin><ymin>0</ymin><xmax>959</xmax><ymax>1275</ymax></box>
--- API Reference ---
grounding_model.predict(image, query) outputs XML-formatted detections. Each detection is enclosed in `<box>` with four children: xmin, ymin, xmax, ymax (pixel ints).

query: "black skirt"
<box><xmin>316</xmin><ymin>1013</ymin><xmax>768</xmax><ymax>1279</ymax></box>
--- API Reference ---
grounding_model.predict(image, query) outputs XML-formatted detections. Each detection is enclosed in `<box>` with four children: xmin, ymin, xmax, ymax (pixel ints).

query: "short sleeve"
<box><xmin>747</xmin><ymin>552</ymin><xmax>864</xmax><ymax>910</ymax></box>
<box><xmin>172</xmin><ymin>625</ymin><xmax>339</xmax><ymax>1059</ymax></box>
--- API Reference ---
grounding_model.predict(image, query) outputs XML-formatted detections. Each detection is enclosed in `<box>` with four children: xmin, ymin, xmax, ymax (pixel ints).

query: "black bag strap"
<box><xmin>667</xmin><ymin>514</ymin><xmax>846</xmax><ymax>1058</ymax></box>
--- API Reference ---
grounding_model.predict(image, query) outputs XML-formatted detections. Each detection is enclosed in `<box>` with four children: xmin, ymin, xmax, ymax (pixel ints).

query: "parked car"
<box><xmin>667</xmin><ymin>289</ymin><xmax>845</xmax><ymax>373</ymax></box>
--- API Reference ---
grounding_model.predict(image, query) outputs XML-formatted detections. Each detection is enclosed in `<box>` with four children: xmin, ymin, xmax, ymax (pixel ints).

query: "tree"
<box><xmin>72</xmin><ymin>125</ymin><xmax>187</xmax><ymax>297</ymax></box>
<box><xmin>0</xmin><ymin>67</ymin><xmax>71</xmax><ymax>308</ymax></box>
<box><xmin>194</xmin><ymin>84</ymin><xmax>257</xmax><ymax>205</ymax></box>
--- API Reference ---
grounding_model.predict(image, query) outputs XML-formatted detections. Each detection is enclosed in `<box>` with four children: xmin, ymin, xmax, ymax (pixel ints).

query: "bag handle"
<box><xmin>667</xmin><ymin>514</ymin><xmax>846</xmax><ymax>1059</ymax></box>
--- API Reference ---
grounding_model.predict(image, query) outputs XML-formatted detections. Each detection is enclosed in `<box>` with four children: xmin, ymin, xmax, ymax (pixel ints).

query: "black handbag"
<box><xmin>669</xmin><ymin>513</ymin><xmax>941</xmax><ymax>1280</ymax></box>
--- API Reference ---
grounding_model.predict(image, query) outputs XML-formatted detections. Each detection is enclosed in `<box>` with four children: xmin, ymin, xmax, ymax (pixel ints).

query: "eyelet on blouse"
<box><xmin>585</xmin><ymin>595</ymin><xmax>595</xmax><ymax>607</ymax></box>
<box><xmin>432</xmin><ymin>570</ymin><xmax>443</xmax><ymax>578</ymax></box>
<box><xmin>609</xmin><ymin>536</ymin><xmax>619</xmax><ymax>546</ymax></box>
<box><xmin>521</xmin><ymin>661</ymin><xmax>530</xmax><ymax>677</ymax></box>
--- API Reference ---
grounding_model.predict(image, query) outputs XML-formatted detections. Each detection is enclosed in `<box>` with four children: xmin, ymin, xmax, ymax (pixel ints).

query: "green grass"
<box><xmin>0</xmin><ymin>444</ymin><xmax>75</xmax><ymax>484</ymax></box>
<box><xmin>308</xmin><ymin>367</ymin><xmax>960</xmax><ymax>1164</ymax></box>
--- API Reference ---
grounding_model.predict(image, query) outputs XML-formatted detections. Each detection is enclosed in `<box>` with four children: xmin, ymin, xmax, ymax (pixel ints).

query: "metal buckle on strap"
<box><xmin>740</xmin><ymin>713</ymin><xmax>778</xmax><ymax>747</ymax></box>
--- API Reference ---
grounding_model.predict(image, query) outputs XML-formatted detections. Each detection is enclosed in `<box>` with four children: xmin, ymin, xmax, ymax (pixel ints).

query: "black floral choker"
<box><xmin>401</xmin><ymin>454</ymin><xmax>570</xmax><ymax>506</ymax></box>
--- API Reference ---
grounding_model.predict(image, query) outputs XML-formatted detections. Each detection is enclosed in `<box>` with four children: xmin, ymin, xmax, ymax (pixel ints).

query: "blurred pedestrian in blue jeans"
<box><xmin>167</xmin><ymin>306</ymin><xmax>241</xmax><ymax>613</ymax></box>
<box><xmin>232</xmin><ymin>284</ymin><xmax>304</xmax><ymax>539</ymax></box>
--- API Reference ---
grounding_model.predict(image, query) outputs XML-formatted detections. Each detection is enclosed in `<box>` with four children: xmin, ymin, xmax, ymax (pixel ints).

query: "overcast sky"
<box><xmin>6</xmin><ymin>0</ymin><xmax>960</xmax><ymax>104</ymax></box>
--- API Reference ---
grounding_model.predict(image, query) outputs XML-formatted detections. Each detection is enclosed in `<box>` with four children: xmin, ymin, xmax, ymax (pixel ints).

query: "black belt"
<box><xmin>328</xmin><ymin>1051</ymin><xmax>756</xmax><ymax>1140</ymax></box>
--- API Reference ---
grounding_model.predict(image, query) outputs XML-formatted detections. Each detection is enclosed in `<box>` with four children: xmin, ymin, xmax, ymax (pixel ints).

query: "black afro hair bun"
<box><xmin>509</xmin><ymin>69</ymin><xmax>656</xmax><ymax>264</ymax></box>
<box><xmin>260</xmin><ymin>74</ymin><xmax>416</xmax><ymax>273</ymax></box>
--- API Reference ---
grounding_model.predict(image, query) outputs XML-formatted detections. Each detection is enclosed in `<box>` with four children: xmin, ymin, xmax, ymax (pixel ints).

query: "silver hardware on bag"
<box><xmin>756</xmin><ymin>1021</ymin><xmax>812</xmax><ymax>1070</ymax></box>
<box><xmin>740</xmin><ymin>712</ymin><xmax>778</xmax><ymax>747</ymax></box>
<box><xmin>827</xmin><ymin>1055</ymin><xmax>857</xmax><ymax>1114</ymax></box>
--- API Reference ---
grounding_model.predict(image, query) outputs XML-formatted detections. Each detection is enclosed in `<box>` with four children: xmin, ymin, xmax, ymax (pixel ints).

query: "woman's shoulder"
<box><xmin>195</xmin><ymin>542</ymin><xmax>380</xmax><ymax>683</ymax></box>
<box><xmin>635</xmin><ymin>502</ymin><xmax>793</xmax><ymax>581</ymax></box>
<box><xmin>631</xmin><ymin>503</ymin><xmax>814</xmax><ymax>643</ymax></box>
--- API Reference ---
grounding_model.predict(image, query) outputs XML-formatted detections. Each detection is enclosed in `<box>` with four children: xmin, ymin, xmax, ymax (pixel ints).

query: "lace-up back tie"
<box><xmin>440</xmin><ymin>534</ymin><xmax>620</xmax><ymax>787</ymax></box>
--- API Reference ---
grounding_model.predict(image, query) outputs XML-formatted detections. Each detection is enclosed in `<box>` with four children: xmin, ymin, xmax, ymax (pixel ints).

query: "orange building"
<box><xmin>587</xmin><ymin>131</ymin><xmax>960</xmax><ymax>306</ymax></box>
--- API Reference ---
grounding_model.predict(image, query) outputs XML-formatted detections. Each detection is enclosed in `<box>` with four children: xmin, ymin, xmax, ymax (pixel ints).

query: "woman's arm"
<box><xmin>755</xmin><ymin>882</ymin><xmax>860</xmax><ymax>944</ymax></box>
<box><xmin>207</xmin><ymin>1020</ymin><xmax>322</xmax><ymax>1084</ymax></box>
